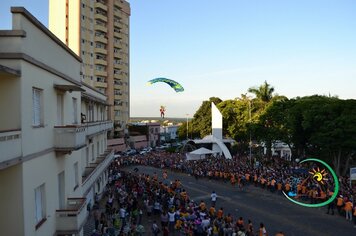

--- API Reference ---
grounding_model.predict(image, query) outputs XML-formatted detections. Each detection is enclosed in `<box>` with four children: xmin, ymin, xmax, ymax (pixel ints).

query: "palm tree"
<box><xmin>248</xmin><ymin>80</ymin><xmax>275</xmax><ymax>103</ymax></box>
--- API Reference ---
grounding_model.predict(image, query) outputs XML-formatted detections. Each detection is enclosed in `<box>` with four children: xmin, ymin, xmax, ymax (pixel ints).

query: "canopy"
<box><xmin>186</xmin><ymin>147</ymin><xmax>217</xmax><ymax>161</ymax></box>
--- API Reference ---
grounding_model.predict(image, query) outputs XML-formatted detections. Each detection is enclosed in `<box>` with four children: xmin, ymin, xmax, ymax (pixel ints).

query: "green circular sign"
<box><xmin>282</xmin><ymin>158</ymin><xmax>339</xmax><ymax>208</ymax></box>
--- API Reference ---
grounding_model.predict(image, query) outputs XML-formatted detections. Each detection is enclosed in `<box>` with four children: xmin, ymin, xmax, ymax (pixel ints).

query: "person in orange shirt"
<box><xmin>217</xmin><ymin>207</ymin><xmax>224</xmax><ymax>219</ymax></box>
<box><xmin>353</xmin><ymin>205</ymin><xmax>356</xmax><ymax>227</ymax></box>
<box><xmin>336</xmin><ymin>195</ymin><xmax>344</xmax><ymax>215</ymax></box>
<box><xmin>245</xmin><ymin>173</ymin><xmax>250</xmax><ymax>183</ymax></box>
<box><xmin>344</xmin><ymin>200</ymin><xmax>353</xmax><ymax>221</ymax></box>
<box><xmin>209</xmin><ymin>206</ymin><xmax>216</xmax><ymax>217</ymax></box>
<box><xmin>285</xmin><ymin>182</ymin><xmax>291</xmax><ymax>192</ymax></box>
<box><xmin>277</xmin><ymin>182</ymin><xmax>282</xmax><ymax>193</ymax></box>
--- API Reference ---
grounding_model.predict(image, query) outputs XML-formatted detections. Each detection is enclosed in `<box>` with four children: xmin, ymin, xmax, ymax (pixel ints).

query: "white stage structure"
<box><xmin>185</xmin><ymin>147</ymin><xmax>218</xmax><ymax>160</ymax></box>
<box><xmin>188</xmin><ymin>102</ymin><xmax>233</xmax><ymax>159</ymax></box>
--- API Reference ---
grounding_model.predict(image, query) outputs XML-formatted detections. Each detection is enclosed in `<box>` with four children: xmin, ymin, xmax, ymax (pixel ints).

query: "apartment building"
<box><xmin>0</xmin><ymin>8</ymin><xmax>113</xmax><ymax>236</ymax></box>
<box><xmin>49</xmin><ymin>0</ymin><xmax>131</xmax><ymax>136</ymax></box>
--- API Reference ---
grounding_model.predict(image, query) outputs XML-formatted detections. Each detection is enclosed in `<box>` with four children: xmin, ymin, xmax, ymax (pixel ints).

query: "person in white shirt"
<box><xmin>211</xmin><ymin>191</ymin><xmax>217</xmax><ymax>206</ymax></box>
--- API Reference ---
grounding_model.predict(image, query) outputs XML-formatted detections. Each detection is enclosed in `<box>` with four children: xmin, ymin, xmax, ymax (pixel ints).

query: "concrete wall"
<box><xmin>0</xmin><ymin>164</ymin><xmax>24</xmax><ymax>235</ymax></box>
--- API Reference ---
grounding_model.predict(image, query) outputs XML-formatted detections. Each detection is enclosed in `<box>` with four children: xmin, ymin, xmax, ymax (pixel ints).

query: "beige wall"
<box><xmin>0</xmin><ymin>164</ymin><xmax>24</xmax><ymax>235</ymax></box>
<box><xmin>12</xmin><ymin>12</ymin><xmax>81</xmax><ymax>83</ymax></box>
<box><xmin>20</xmin><ymin>61</ymin><xmax>81</xmax><ymax>157</ymax></box>
<box><xmin>0</xmin><ymin>71</ymin><xmax>20</xmax><ymax>130</ymax></box>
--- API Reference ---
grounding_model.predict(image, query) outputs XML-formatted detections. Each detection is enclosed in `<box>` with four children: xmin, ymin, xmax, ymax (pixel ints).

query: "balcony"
<box><xmin>94</xmin><ymin>70</ymin><xmax>107</xmax><ymax>77</ymax></box>
<box><xmin>94</xmin><ymin>13</ymin><xmax>107</xmax><ymax>22</ymax></box>
<box><xmin>94</xmin><ymin>36</ymin><xmax>107</xmax><ymax>44</ymax></box>
<box><xmin>95</xmin><ymin>2</ymin><xmax>108</xmax><ymax>11</ymax></box>
<box><xmin>82</xmin><ymin>150</ymin><xmax>114</xmax><ymax>194</ymax></box>
<box><xmin>114</xmin><ymin>63</ymin><xmax>124</xmax><ymax>70</ymax></box>
<box><xmin>94</xmin><ymin>24</ymin><xmax>107</xmax><ymax>33</ymax></box>
<box><xmin>0</xmin><ymin>129</ymin><xmax>21</xmax><ymax>166</ymax></box>
<box><xmin>94</xmin><ymin>81</ymin><xmax>107</xmax><ymax>88</ymax></box>
<box><xmin>114</xmin><ymin>31</ymin><xmax>123</xmax><ymax>39</ymax></box>
<box><xmin>84</xmin><ymin>120</ymin><xmax>113</xmax><ymax>137</ymax></box>
<box><xmin>54</xmin><ymin>126</ymin><xmax>86</xmax><ymax>152</ymax></box>
<box><xmin>94</xmin><ymin>58</ymin><xmax>107</xmax><ymax>66</ymax></box>
<box><xmin>56</xmin><ymin>198</ymin><xmax>87</xmax><ymax>234</ymax></box>
<box><xmin>94</xmin><ymin>47</ymin><xmax>107</xmax><ymax>55</ymax></box>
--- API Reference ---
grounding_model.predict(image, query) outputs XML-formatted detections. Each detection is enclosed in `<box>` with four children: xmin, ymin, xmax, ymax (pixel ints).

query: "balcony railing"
<box><xmin>56</xmin><ymin>198</ymin><xmax>87</xmax><ymax>234</ymax></box>
<box><xmin>84</xmin><ymin>120</ymin><xmax>113</xmax><ymax>137</ymax></box>
<box><xmin>82</xmin><ymin>149</ymin><xmax>114</xmax><ymax>194</ymax></box>
<box><xmin>54</xmin><ymin>126</ymin><xmax>86</xmax><ymax>152</ymax></box>
<box><xmin>0</xmin><ymin>129</ymin><xmax>21</xmax><ymax>165</ymax></box>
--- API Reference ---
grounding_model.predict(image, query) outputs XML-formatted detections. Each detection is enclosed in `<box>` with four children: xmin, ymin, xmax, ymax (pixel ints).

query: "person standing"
<box><xmin>211</xmin><ymin>191</ymin><xmax>217</xmax><ymax>207</ymax></box>
<box><xmin>258</xmin><ymin>223</ymin><xmax>267</xmax><ymax>236</ymax></box>
<box><xmin>345</xmin><ymin>200</ymin><xmax>353</xmax><ymax>221</ymax></box>
<box><xmin>246</xmin><ymin>219</ymin><xmax>254</xmax><ymax>236</ymax></box>
<box><xmin>151</xmin><ymin>220</ymin><xmax>161</xmax><ymax>236</ymax></box>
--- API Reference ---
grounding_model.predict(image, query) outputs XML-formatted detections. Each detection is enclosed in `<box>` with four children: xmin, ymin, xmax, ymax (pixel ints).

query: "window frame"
<box><xmin>32</xmin><ymin>87</ymin><xmax>44</xmax><ymax>127</ymax></box>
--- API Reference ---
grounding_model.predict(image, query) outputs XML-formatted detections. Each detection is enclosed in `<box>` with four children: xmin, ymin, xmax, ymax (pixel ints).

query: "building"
<box><xmin>49</xmin><ymin>0</ymin><xmax>131</xmax><ymax>136</ymax></box>
<box><xmin>128</xmin><ymin>122</ymin><xmax>161</xmax><ymax>148</ymax></box>
<box><xmin>0</xmin><ymin>8</ymin><xmax>113</xmax><ymax>235</ymax></box>
<box><xmin>160</xmin><ymin>124</ymin><xmax>179</xmax><ymax>142</ymax></box>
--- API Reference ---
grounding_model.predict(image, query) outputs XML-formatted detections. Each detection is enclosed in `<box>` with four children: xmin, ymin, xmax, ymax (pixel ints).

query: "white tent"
<box><xmin>186</xmin><ymin>147</ymin><xmax>217</xmax><ymax>161</ymax></box>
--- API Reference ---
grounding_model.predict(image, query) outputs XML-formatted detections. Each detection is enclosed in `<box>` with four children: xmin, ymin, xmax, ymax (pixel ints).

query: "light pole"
<box><xmin>186</xmin><ymin>114</ymin><xmax>189</xmax><ymax>140</ymax></box>
<box><xmin>248</xmin><ymin>100</ymin><xmax>252</xmax><ymax>164</ymax></box>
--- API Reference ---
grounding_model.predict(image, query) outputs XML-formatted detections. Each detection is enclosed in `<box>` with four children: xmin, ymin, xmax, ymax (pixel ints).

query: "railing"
<box><xmin>82</xmin><ymin>149</ymin><xmax>114</xmax><ymax>194</ymax></box>
<box><xmin>54</xmin><ymin>126</ymin><xmax>86</xmax><ymax>151</ymax></box>
<box><xmin>0</xmin><ymin>129</ymin><xmax>21</xmax><ymax>164</ymax></box>
<box><xmin>56</xmin><ymin>198</ymin><xmax>87</xmax><ymax>233</ymax></box>
<box><xmin>83</xmin><ymin>120</ymin><xmax>113</xmax><ymax>137</ymax></box>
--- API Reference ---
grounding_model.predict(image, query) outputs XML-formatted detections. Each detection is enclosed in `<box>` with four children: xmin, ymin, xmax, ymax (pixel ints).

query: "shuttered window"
<box><xmin>35</xmin><ymin>184</ymin><xmax>46</xmax><ymax>224</ymax></box>
<box><xmin>32</xmin><ymin>88</ymin><xmax>43</xmax><ymax>126</ymax></box>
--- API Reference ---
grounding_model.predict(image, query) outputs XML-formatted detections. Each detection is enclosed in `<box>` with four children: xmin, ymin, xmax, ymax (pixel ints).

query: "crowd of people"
<box><xmin>90</xmin><ymin>155</ymin><xmax>287</xmax><ymax>235</ymax></box>
<box><xmin>89</xmin><ymin>149</ymin><xmax>356</xmax><ymax>235</ymax></box>
<box><xmin>117</xmin><ymin>150</ymin><xmax>356</xmax><ymax>226</ymax></box>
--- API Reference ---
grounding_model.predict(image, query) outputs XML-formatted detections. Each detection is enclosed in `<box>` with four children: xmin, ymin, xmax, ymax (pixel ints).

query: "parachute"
<box><xmin>147</xmin><ymin>77</ymin><xmax>184</xmax><ymax>92</ymax></box>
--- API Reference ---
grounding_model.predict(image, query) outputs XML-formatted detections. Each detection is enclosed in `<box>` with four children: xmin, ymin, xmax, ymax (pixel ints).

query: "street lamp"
<box><xmin>186</xmin><ymin>114</ymin><xmax>189</xmax><ymax>140</ymax></box>
<box><xmin>248</xmin><ymin>100</ymin><xmax>252</xmax><ymax>164</ymax></box>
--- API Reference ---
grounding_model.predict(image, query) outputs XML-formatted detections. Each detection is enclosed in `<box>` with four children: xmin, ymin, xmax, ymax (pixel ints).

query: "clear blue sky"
<box><xmin>1</xmin><ymin>0</ymin><xmax>356</xmax><ymax>118</ymax></box>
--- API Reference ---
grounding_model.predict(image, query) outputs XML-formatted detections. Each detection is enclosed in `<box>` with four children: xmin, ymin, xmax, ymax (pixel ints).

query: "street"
<box><xmin>122</xmin><ymin>165</ymin><xmax>355</xmax><ymax>236</ymax></box>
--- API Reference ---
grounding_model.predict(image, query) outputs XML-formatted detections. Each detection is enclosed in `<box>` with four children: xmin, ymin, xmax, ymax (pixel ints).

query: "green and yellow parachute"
<box><xmin>147</xmin><ymin>77</ymin><xmax>184</xmax><ymax>92</ymax></box>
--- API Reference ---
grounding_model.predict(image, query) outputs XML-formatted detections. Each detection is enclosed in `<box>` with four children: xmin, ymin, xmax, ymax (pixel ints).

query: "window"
<box><xmin>57</xmin><ymin>94</ymin><xmax>63</xmax><ymax>126</ymax></box>
<box><xmin>72</xmin><ymin>98</ymin><xmax>78</xmax><ymax>124</ymax></box>
<box><xmin>32</xmin><ymin>88</ymin><xmax>43</xmax><ymax>126</ymax></box>
<box><xmin>35</xmin><ymin>184</ymin><xmax>46</xmax><ymax>227</ymax></box>
<box><xmin>74</xmin><ymin>162</ymin><xmax>79</xmax><ymax>189</ymax></box>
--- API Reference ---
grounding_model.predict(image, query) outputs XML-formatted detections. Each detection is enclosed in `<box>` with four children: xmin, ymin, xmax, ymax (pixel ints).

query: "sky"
<box><xmin>1</xmin><ymin>0</ymin><xmax>356</xmax><ymax>118</ymax></box>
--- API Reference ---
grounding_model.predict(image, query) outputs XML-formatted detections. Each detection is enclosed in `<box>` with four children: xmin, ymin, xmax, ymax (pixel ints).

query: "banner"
<box><xmin>350</xmin><ymin>167</ymin><xmax>356</xmax><ymax>199</ymax></box>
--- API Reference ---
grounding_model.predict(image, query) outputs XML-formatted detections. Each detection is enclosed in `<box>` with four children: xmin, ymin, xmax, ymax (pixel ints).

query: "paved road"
<box><xmin>122</xmin><ymin>165</ymin><xmax>355</xmax><ymax>236</ymax></box>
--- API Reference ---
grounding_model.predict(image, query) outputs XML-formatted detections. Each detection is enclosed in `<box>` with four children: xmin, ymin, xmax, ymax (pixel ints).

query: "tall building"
<box><xmin>0</xmin><ymin>8</ymin><xmax>113</xmax><ymax>235</ymax></box>
<box><xmin>49</xmin><ymin>0</ymin><xmax>131</xmax><ymax>136</ymax></box>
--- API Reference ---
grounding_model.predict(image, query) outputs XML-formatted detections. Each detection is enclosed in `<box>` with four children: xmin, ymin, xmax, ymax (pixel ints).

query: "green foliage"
<box><xmin>186</xmin><ymin>81</ymin><xmax>355</xmax><ymax>174</ymax></box>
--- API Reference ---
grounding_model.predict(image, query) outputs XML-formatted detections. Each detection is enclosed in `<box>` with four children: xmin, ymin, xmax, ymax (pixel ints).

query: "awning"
<box><xmin>54</xmin><ymin>84</ymin><xmax>85</xmax><ymax>92</ymax></box>
<box><xmin>0</xmin><ymin>64</ymin><xmax>21</xmax><ymax>78</ymax></box>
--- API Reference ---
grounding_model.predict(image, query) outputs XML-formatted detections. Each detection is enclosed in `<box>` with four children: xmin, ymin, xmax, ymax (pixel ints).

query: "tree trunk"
<box><xmin>332</xmin><ymin>149</ymin><xmax>342</xmax><ymax>176</ymax></box>
<box><xmin>341</xmin><ymin>153</ymin><xmax>353</xmax><ymax>176</ymax></box>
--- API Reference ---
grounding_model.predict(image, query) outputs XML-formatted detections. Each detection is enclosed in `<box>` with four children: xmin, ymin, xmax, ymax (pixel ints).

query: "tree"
<box><xmin>248</xmin><ymin>80</ymin><xmax>275</xmax><ymax>103</ymax></box>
